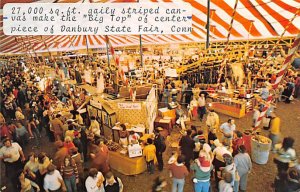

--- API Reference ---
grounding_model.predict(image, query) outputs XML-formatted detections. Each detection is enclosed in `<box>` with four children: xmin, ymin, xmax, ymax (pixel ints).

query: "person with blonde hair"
<box><xmin>15</xmin><ymin>107</ymin><xmax>25</xmax><ymax>121</ymax></box>
<box><xmin>17</xmin><ymin>170</ymin><xmax>40</xmax><ymax>192</ymax></box>
<box><xmin>191</xmin><ymin>148</ymin><xmax>213</xmax><ymax>192</ymax></box>
<box><xmin>63</xmin><ymin>136</ymin><xmax>76</xmax><ymax>152</ymax></box>
<box><xmin>0</xmin><ymin>112</ymin><xmax>5</xmax><ymax>124</ymax></box>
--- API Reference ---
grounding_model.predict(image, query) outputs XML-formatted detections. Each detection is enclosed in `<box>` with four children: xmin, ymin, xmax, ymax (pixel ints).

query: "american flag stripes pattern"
<box><xmin>253</xmin><ymin>95</ymin><xmax>273</xmax><ymax>131</ymax></box>
<box><xmin>272</xmin><ymin>33</ymin><xmax>300</xmax><ymax>89</ymax></box>
<box><xmin>105</xmin><ymin>35</ymin><xmax>128</xmax><ymax>86</ymax></box>
<box><xmin>254</xmin><ymin>33</ymin><xmax>300</xmax><ymax>130</ymax></box>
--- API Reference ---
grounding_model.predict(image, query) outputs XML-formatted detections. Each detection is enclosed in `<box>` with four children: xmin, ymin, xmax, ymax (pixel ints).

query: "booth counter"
<box><xmin>210</xmin><ymin>96</ymin><xmax>246</xmax><ymax>118</ymax></box>
<box><xmin>108</xmin><ymin>150</ymin><xmax>147</xmax><ymax>175</ymax></box>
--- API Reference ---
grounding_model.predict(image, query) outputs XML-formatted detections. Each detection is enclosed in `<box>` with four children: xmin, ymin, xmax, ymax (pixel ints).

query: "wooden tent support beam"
<box><xmin>254</xmin><ymin>8</ymin><xmax>300</xmax><ymax>67</ymax></box>
<box><xmin>217</xmin><ymin>0</ymin><xmax>239</xmax><ymax>84</ymax></box>
<box><xmin>39</xmin><ymin>35</ymin><xmax>54</xmax><ymax>62</ymax></box>
<box><xmin>19</xmin><ymin>37</ymin><xmax>34</xmax><ymax>62</ymax></box>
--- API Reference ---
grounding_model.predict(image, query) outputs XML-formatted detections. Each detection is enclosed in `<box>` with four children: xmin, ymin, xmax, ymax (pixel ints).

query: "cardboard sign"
<box><xmin>118</xmin><ymin>103</ymin><xmax>141</xmax><ymax>110</ymax></box>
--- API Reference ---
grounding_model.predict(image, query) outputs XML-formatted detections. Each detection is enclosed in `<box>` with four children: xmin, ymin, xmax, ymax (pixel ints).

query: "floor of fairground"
<box><xmin>1</xmin><ymin>99</ymin><xmax>299</xmax><ymax>192</ymax></box>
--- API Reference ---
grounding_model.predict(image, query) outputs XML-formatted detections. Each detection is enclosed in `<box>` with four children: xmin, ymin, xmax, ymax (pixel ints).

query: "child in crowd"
<box><xmin>219</xmin><ymin>170</ymin><xmax>234</xmax><ymax>192</ymax></box>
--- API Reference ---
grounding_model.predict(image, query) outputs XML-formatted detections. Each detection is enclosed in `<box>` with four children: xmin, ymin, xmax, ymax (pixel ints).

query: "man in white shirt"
<box><xmin>44</xmin><ymin>164</ymin><xmax>65</xmax><ymax>192</ymax></box>
<box><xmin>197</xmin><ymin>94</ymin><xmax>206</xmax><ymax>122</ymax></box>
<box><xmin>0</xmin><ymin>138</ymin><xmax>26</xmax><ymax>191</ymax></box>
<box><xmin>85</xmin><ymin>168</ymin><xmax>105</xmax><ymax>192</ymax></box>
<box><xmin>220</xmin><ymin>119</ymin><xmax>236</xmax><ymax>144</ymax></box>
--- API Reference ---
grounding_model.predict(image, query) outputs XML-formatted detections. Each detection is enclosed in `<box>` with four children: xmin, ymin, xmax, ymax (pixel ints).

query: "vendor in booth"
<box><xmin>119</xmin><ymin>124</ymin><xmax>129</xmax><ymax>147</ymax></box>
<box><xmin>128</xmin><ymin>131</ymin><xmax>140</xmax><ymax>145</ymax></box>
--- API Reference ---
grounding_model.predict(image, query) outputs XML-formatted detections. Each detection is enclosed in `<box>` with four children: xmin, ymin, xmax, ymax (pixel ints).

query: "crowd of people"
<box><xmin>0</xmin><ymin>61</ymin><xmax>125</xmax><ymax>192</ymax></box>
<box><xmin>0</xmin><ymin>55</ymin><xmax>299</xmax><ymax>192</ymax></box>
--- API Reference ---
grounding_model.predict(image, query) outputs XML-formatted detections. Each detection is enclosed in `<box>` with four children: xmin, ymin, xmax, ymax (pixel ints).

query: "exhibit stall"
<box><xmin>84</xmin><ymin>85</ymin><xmax>157</xmax><ymax>175</ymax></box>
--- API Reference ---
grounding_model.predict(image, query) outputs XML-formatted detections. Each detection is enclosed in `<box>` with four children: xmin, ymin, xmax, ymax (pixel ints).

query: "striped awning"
<box><xmin>0</xmin><ymin>0</ymin><xmax>299</xmax><ymax>54</ymax></box>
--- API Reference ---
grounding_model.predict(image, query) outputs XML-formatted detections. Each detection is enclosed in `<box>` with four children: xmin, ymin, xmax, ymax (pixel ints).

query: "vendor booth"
<box><xmin>85</xmin><ymin>85</ymin><xmax>157</xmax><ymax>175</ymax></box>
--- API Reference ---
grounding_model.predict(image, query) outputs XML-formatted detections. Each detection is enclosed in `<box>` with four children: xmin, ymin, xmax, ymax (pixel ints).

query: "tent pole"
<box><xmin>217</xmin><ymin>0</ymin><xmax>238</xmax><ymax>85</ymax></box>
<box><xmin>137</xmin><ymin>0</ymin><xmax>143</xmax><ymax>71</ymax></box>
<box><xmin>140</xmin><ymin>35</ymin><xmax>143</xmax><ymax>71</ymax></box>
<box><xmin>14</xmin><ymin>38</ymin><xmax>25</xmax><ymax>59</ymax></box>
<box><xmin>85</xmin><ymin>35</ymin><xmax>89</xmax><ymax>56</ymax></box>
<box><xmin>27</xmin><ymin>36</ymin><xmax>40</xmax><ymax>63</ymax></box>
<box><xmin>20</xmin><ymin>37</ymin><xmax>34</xmax><ymax>62</ymax></box>
<box><xmin>105</xmin><ymin>36</ymin><xmax>111</xmax><ymax>71</ymax></box>
<box><xmin>40</xmin><ymin>35</ymin><xmax>54</xmax><ymax>62</ymax></box>
<box><xmin>206</xmin><ymin>0</ymin><xmax>210</xmax><ymax>49</ymax></box>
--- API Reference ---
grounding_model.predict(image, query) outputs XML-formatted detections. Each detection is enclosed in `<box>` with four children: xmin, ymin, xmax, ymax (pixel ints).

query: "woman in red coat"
<box><xmin>90</xmin><ymin>139</ymin><xmax>110</xmax><ymax>175</ymax></box>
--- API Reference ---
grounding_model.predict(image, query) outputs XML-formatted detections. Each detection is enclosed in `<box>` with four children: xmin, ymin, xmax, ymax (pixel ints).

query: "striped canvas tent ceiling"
<box><xmin>0</xmin><ymin>0</ymin><xmax>300</xmax><ymax>54</ymax></box>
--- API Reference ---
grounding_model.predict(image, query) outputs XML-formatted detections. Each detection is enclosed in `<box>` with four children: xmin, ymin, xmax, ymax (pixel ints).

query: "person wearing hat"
<box><xmin>168</xmin><ymin>155</ymin><xmax>189</xmax><ymax>192</ymax></box>
<box><xmin>212</xmin><ymin>139</ymin><xmax>231</xmax><ymax>188</ymax></box>
<box><xmin>154</xmin><ymin>127</ymin><xmax>166</xmax><ymax>171</ymax></box>
<box><xmin>190</xmin><ymin>149</ymin><xmax>213</xmax><ymax>192</ymax></box>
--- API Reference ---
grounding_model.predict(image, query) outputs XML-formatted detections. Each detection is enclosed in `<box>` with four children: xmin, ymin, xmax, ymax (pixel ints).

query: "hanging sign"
<box><xmin>118</xmin><ymin>103</ymin><xmax>141</xmax><ymax>110</ymax></box>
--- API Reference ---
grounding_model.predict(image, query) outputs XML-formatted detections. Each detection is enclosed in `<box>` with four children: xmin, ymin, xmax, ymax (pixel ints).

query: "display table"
<box><xmin>154</xmin><ymin>117</ymin><xmax>173</xmax><ymax>134</ymax></box>
<box><xmin>158</xmin><ymin>108</ymin><xmax>176</xmax><ymax>119</ymax></box>
<box><xmin>210</xmin><ymin>97</ymin><xmax>246</xmax><ymax>118</ymax></box>
<box><xmin>108</xmin><ymin>150</ymin><xmax>147</xmax><ymax>175</ymax></box>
